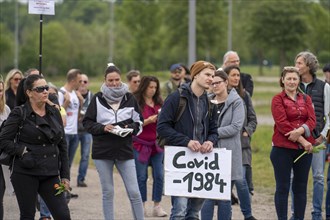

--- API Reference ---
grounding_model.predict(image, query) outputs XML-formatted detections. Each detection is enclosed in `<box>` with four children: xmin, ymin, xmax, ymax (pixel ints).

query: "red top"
<box><xmin>271</xmin><ymin>90</ymin><xmax>316</xmax><ymax>149</ymax></box>
<box><xmin>133</xmin><ymin>104</ymin><xmax>161</xmax><ymax>151</ymax></box>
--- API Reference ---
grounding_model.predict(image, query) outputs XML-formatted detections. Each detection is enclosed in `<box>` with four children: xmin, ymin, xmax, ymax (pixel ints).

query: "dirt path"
<box><xmin>3</xmin><ymin>164</ymin><xmax>316</xmax><ymax>220</ymax></box>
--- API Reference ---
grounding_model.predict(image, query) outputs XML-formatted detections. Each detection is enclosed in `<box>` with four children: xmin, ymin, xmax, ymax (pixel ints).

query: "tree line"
<box><xmin>0</xmin><ymin>0</ymin><xmax>329</xmax><ymax>76</ymax></box>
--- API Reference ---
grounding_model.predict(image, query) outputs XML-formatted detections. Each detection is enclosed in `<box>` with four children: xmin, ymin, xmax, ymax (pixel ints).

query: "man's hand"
<box><xmin>104</xmin><ymin>124</ymin><xmax>115</xmax><ymax>132</ymax></box>
<box><xmin>314</xmin><ymin>135</ymin><xmax>325</xmax><ymax>146</ymax></box>
<box><xmin>187</xmin><ymin>140</ymin><xmax>202</xmax><ymax>152</ymax></box>
<box><xmin>200</xmin><ymin>141</ymin><xmax>213</xmax><ymax>153</ymax></box>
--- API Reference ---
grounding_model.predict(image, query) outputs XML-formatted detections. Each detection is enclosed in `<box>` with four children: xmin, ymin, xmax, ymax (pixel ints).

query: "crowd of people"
<box><xmin>0</xmin><ymin>50</ymin><xmax>329</xmax><ymax>220</ymax></box>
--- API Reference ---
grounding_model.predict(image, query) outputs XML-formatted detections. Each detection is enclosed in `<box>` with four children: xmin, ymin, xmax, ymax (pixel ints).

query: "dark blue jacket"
<box><xmin>157</xmin><ymin>83</ymin><xmax>218</xmax><ymax>147</ymax></box>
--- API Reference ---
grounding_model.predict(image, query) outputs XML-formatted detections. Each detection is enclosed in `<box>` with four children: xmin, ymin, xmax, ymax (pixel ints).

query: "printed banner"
<box><xmin>28</xmin><ymin>0</ymin><xmax>55</xmax><ymax>15</ymax></box>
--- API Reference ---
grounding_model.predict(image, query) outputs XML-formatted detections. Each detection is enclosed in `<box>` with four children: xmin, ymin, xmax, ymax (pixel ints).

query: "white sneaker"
<box><xmin>152</xmin><ymin>205</ymin><xmax>167</xmax><ymax>217</ymax></box>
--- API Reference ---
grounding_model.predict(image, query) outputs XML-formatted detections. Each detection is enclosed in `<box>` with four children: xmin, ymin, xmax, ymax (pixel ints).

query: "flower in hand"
<box><xmin>54</xmin><ymin>182</ymin><xmax>70</xmax><ymax>196</ymax></box>
<box><xmin>294</xmin><ymin>145</ymin><xmax>326</xmax><ymax>163</ymax></box>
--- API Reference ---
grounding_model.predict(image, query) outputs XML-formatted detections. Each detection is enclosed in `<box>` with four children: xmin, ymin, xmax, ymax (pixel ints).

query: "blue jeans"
<box><xmin>77</xmin><ymin>132</ymin><xmax>92</xmax><ymax>183</ymax></box>
<box><xmin>65</xmin><ymin>134</ymin><xmax>79</xmax><ymax>167</ymax></box>
<box><xmin>94</xmin><ymin>159</ymin><xmax>144</xmax><ymax>220</ymax></box>
<box><xmin>39</xmin><ymin>195</ymin><xmax>51</xmax><ymax>219</ymax></box>
<box><xmin>311</xmin><ymin>147</ymin><xmax>326</xmax><ymax>220</ymax></box>
<box><xmin>234</xmin><ymin>177</ymin><xmax>253</xmax><ymax>219</ymax></box>
<box><xmin>170</xmin><ymin>196</ymin><xmax>204</xmax><ymax>220</ymax></box>
<box><xmin>201</xmin><ymin>199</ymin><xmax>231</xmax><ymax>220</ymax></box>
<box><xmin>133</xmin><ymin>149</ymin><xmax>164</xmax><ymax>202</ymax></box>
<box><xmin>270</xmin><ymin>146</ymin><xmax>312</xmax><ymax>220</ymax></box>
<box><xmin>325</xmin><ymin>143</ymin><xmax>330</xmax><ymax>218</ymax></box>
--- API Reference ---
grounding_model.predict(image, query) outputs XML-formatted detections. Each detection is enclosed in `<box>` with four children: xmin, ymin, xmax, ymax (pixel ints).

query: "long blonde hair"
<box><xmin>4</xmin><ymin>68</ymin><xmax>23</xmax><ymax>90</ymax></box>
<box><xmin>0</xmin><ymin>75</ymin><xmax>6</xmax><ymax>113</ymax></box>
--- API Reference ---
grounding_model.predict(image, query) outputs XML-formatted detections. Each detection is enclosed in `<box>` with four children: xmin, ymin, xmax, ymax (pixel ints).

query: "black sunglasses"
<box><xmin>31</xmin><ymin>85</ymin><xmax>49</xmax><ymax>93</ymax></box>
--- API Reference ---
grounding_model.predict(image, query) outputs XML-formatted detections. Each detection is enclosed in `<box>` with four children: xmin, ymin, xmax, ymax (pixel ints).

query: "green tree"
<box><xmin>0</xmin><ymin>23</ymin><xmax>14</xmax><ymax>72</ymax></box>
<box><xmin>246</xmin><ymin>1</ymin><xmax>308</xmax><ymax>73</ymax></box>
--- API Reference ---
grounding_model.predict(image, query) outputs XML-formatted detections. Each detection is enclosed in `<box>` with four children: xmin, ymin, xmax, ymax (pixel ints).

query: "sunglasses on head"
<box><xmin>31</xmin><ymin>85</ymin><xmax>49</xmax><ymax>93</ymax></box>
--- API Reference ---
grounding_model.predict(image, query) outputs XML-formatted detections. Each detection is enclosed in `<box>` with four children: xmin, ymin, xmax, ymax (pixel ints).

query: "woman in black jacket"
<box><xmin>83</xmin><ymin>63</ymin><xmax>144</xmax><ymax>220</ymax></box>
<box><xmin>0</xmin><ymin>74</ymin><xmax>71</xmax><ymax>220</ymax></box>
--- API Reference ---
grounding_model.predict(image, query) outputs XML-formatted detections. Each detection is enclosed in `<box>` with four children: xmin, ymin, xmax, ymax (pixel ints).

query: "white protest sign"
<box><xmin>164</xmin><ymin>146</ymin><xmax>232</xmax><ymax>200</ymax></box>
<box><xmin>28</xmin><ymin>0</ymin><xmax>55</xmax><ymax>15</ymax></box>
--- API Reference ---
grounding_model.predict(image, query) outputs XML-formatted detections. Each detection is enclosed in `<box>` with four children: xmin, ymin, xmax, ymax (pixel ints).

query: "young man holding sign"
<box><xmin>157</xmin><ymin>60</ymin><xmax>218</xmax><ymax>219</ymax></box>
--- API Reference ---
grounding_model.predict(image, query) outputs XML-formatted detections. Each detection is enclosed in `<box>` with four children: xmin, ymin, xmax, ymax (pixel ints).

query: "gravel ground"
<box><xmin>4</xmin><ymin>163</ymin><xmax>318</xmax><ymax>220</ymax></box>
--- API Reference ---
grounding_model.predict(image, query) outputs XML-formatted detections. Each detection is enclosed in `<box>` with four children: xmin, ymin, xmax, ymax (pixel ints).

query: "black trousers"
<box><xmin>270</xmin><ymin>146</ymin><xmax>312</xmax><ymax>220</ymax></box>
<box><xmin>11</xmin><ymin>172</ymin><xmax>71</xmax><ymax>220</ymax></box>
<box><xmin>0</xmin><ymin>167</ymin><xmax>5</xmax><ymax>220</ymax></box>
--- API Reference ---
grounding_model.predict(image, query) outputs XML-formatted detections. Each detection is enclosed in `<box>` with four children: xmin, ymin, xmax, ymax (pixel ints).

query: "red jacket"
<box><xmin>271</xmin><ymin>91</ymin><xmax>316</xmax><ymax>149</ymax></box>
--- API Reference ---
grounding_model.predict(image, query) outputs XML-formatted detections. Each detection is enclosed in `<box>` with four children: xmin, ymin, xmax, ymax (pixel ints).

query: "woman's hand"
<box><xmin>285</xmin><ymin>127</ymin><xmax>304</xmax><ymax>142</ymax></box>
<box><xmin>104</xmin><ymin>124</ymin><xmax>115</xmax><ymax>132</ymax></box>
<box><xmin>61</xmin><ymin>179</ymin><xmax>71</xmax><ymax>191</ymax></box>
<box><xmin>301</xmin><ymin>140</ymin><xmax>313</xmax><ymax>153</ymax></box>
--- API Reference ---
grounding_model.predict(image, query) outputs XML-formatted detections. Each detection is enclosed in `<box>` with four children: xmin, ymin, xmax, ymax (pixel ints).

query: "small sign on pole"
<box><xmin>164</xmin><ymin>146</ymin><xmax>232</xmax><ymax>200</ymax></box>
<box><xmin>28</xmin><ymin>0</ymin><xmax>55</xmax><ymax>15</ymax></box>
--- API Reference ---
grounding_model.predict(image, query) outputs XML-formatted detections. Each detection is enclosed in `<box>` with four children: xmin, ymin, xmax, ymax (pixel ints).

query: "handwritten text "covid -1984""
<box><xmin>172</xmin><ymin>151</ymin><xmax>227</xmax><ymax>193</ymax></box>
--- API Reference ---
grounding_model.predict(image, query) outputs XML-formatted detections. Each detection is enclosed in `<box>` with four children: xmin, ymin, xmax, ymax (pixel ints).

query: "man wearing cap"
<box><xmin>157</xmin><ymin>60</ymin><xmax>218</xmax><ymax>220</ymax></box>
<box><xmin>163</xmin><ymin>63</ymin><xmax>190</xmax><ymax>98</ymax></box>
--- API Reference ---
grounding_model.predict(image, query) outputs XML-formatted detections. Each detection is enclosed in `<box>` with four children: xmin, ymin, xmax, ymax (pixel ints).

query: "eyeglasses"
<box><xmin>81</xmin><ymin>80</ymin><xmax>88</xmax><ymax>84</ymax></box>
<box><xmin>228</xmin><ymin>60</ymin><xmax>240</xmax><ymax>64</ymax></box>
<box><xmin>172</xmin><ymin>69</ymin><xmax>182</xmax><ymax>74</ymax></box>
<box><xmin>132</xmin><ymin>80</ymin><xmax>140</xmax><ymax>84</ymax></box>
<box><xmin>211</xmin><ymin>81</ymin><xmax>225</xmax><ymax>86</ymax></box>
<box><xmin>13</xmin><ymin>78</ymin><xmax>22</xmax><ymax>81</ymax></box>
<box><xmin>31</xmin><ymin>85</ymin><xmax>49</xmax><ymax>93</ymax></box>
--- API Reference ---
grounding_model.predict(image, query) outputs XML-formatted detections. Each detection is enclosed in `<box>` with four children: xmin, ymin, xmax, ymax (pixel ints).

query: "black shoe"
<box><xmin>231</xmin><ymin>192</ymin><xmax>239</xmax><ymax>205</ymax></box>
<box><xmin>70</xmin><ymin>192</ymin><xmax>79</xmax><ymax>198</ymax></box>
<box><xmin>77</xmin><ymin>181</ymin><xmax>88</xmax><ymax>187</ymax></box>
<box><xmin>245</xmin><ymin>216</ymin><xmax>257</xmax><ymax>220</ymax></box>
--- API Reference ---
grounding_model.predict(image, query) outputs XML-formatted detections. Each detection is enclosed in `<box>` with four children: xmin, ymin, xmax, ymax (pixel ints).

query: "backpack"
<box><xmin>0</xmin><ymin>105</ymin><xmax>26</xmax><ymax>166</ymax></box>
<box><xmin>157</xmin><ymin>88</ymin><xmax>186</xmax><ymax>148</ymax></box>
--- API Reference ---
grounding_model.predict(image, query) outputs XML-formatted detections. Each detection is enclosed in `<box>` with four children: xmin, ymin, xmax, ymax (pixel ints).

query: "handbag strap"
<box><xmin>14</xmin><ymin>105</ymin><xmax>26</xmax><ymax>143</ymax></box>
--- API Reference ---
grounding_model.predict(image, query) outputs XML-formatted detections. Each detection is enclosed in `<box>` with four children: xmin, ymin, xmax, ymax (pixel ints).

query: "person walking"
<box><xmin>82</xmin><ymin>63</ymin><xmax>144</xmax><ymax>220</ymax></box>
<box><xmin>157</xmin><ymin>60</ymin><xmax>218</xmax><ymax>220</ymax></box>
<box><xmin>271</xmin><ymin>66</ymin><xmax>316</xmax><ymax>220</ymax></box>
<box><xmin>132</xmin><ymin>76</ymin><xmax>167</xmax><ymax>217</ymax></box>
<box><xmin>0</xmin><ymin>74</ymin><xmax>71</xmax><ymax>220</ymax></box>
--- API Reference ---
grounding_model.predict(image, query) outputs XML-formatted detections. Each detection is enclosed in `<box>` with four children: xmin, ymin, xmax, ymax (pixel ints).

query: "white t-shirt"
<box><xmin>58</xmin><ymin>87</ymin><xmax>79</xmax><ymax>134</ymax></box>
<box><xmin>0</xmin><ymin>105</ymin><xmax>10</xmax><ymax>126</ymax></box>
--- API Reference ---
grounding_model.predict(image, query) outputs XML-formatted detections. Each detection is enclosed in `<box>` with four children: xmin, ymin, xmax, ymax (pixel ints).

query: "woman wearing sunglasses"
<box><xmin>4</xmin><ymin>69</ymin><xmax>23</xmax><ymax>110</ymax></box>
<box><xmin>0</xmin><ymin>74</ymin><xmax>71</xmax><ymax>220</ymax></box>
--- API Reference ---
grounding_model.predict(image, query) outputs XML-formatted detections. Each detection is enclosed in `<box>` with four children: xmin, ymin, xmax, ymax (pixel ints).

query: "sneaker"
<box><xmin>77</xmin><ymin>181</ymin><xmax>87</xmax><ymax>187</ymax></box>
<box><xmin>152</xmin><ymin>205</ymin><xmax>167</xmax><ymax>217</ymax></box>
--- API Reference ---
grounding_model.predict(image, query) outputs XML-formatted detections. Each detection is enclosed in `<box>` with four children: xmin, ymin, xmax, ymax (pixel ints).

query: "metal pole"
<box><xmin>109</xmin><ymin>1</ymin><xmax>115</xmax><ymax>62</ymax></box>
<box><xmin>14</xmin><ymin>0</ymin><xmax>19</xmax><ymax>68</ymax></box>
<box><xmin>188</xmin><ymin>0</ymin><xmax>196</xmax><ymax>67</ymax></box>
<box><xmin>39</xmin><ymin>14</ymin><xmax>43</xmax><ymax>74</ymax></box>
<box><xmin>227</xmin><ymin>0</ymin><xmax>232</xmax><ymax>51</ymax></box>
